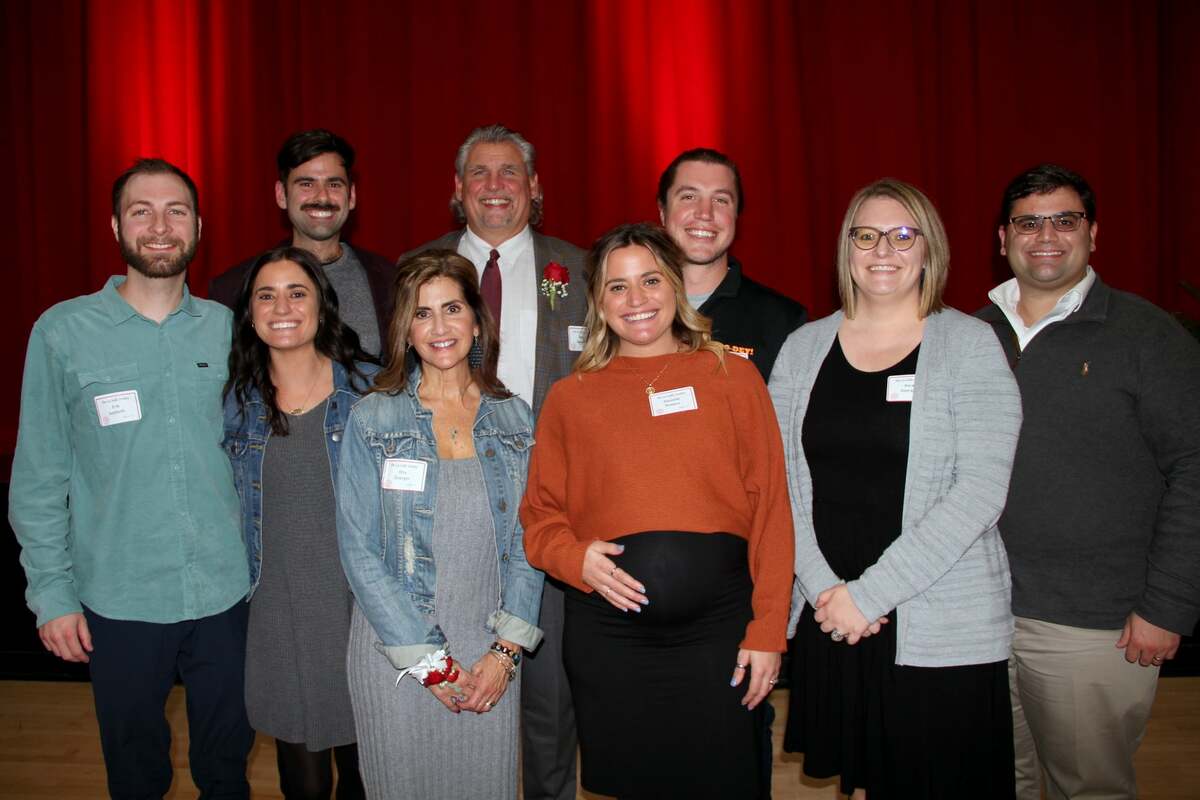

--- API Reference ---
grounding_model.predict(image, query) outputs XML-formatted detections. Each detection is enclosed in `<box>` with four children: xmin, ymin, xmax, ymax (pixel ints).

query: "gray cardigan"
<box><xmin>768</xmin><ymin>308</ymin><xmax>1022</xmax><ymax>667</ymax></box>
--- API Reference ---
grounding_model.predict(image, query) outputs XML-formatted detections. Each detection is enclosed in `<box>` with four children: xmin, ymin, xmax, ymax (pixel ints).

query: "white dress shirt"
<box><xmin>458</xmin><ymin>225</ymin><xmax>538</xmax><ymax>407</ymax></box>
<box><xmin>988</xmin><ymin>266</ymin><xmax>1097</xmax><ymax>351</ymax></box>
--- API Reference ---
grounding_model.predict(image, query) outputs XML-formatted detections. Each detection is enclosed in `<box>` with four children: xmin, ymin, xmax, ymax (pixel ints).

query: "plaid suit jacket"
<box><xmin>399</xmin><ymin>229</ymin><xmax>587</xmax><ymax>418</ymax></box>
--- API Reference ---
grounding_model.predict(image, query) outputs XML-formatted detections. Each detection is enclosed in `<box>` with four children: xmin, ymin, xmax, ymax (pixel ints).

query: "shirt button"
<box><xmin>173</xmin><ymin>464</ymin><xmax>181</xmax><ymax>471</ymax></box>
<box><xmin>485</xmin><ymin>448</ymin><xmax>495</xmax><ymax>458</ymax></box>
<box><xmin>331</xmin><ymin>432</ymin><xmax>342</xmax><ymax>443</ymax></box>
<box><xmin>168</xmin><ymin>416</ymin><xmax>175</xmax><ymax>424</ymax></box>
<box><xmin>501</xmin><ymin>553</ymin><xmax>510</xmax><ymax>562</ymax></box>
<box><xmin>498</xmin><ymin>499</ymin><xmax>507</xmax><ymax>512</ymax></box>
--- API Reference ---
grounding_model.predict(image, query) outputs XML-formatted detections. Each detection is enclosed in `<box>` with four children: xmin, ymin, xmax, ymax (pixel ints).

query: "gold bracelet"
<box><xmin>487</xmin><ymin>649</ymin><xmax>517</xmax><ymax>681</ymax></box>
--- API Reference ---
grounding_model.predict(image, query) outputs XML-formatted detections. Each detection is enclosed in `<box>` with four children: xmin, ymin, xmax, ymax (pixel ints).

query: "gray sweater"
<box><xmin>978</xmin><ymin>279</ymin><xmax>1200</xmax><ymax>635</ymax></box>
<box><xmin>769</xmin><ymin>308</ymin><xmax>1023</xmax><ymax>667</ymax></box>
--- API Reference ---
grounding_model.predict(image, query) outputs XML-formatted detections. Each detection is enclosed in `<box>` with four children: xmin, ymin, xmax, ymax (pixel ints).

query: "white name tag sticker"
<box><xmin>886</xmin><ymin>374</ymin><xmax>915</xmax><ymax>403</ymax></box>
<box><xmin>567</xmin><ymin>325</ymin><xmax>587</xmax><ymax>352</ymax></box>
<box><xmin>94</xmin><ymin>390</ymin><xmax>142</xmax><ymax>427</ymax></box>
<box><xmin>649</xmin><ymin>386</ymin><xmax>698</xmax><ymax>417</ymax></box>
<box><xmin>381</xmin><ymin>458</ymin><xmax>428</xmax><ymax>492</ymax></box>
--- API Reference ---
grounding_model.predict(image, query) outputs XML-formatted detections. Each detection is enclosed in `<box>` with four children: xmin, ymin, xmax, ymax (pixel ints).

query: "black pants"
<box><xmin>84</xmin><ymin>602</ymin><xmax>254</xmax><ymax>799</ymax></box>
<box><xmin>275</xmin><ymin>740</ymin><xmax>364</xmax><ymax>800</ymax></box>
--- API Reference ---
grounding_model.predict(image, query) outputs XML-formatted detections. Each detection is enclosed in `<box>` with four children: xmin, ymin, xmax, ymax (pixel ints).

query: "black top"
<box><xmin>698</xmin><ymin>257</ymin><xmax>807</xmax><ymax>381</ymax></box>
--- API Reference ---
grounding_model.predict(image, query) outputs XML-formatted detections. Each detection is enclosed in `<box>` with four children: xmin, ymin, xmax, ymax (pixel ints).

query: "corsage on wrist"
<box><xmin>396</xmin><ymin>648</ymin><xmax>460</xmax><ymax>688</ymax></box>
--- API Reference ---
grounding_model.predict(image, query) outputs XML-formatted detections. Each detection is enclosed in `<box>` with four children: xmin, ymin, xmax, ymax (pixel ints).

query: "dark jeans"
<box><xmin>85</xmin><ymin>602</ymin><xmax>254</xmax><ymax>799</ymax></box>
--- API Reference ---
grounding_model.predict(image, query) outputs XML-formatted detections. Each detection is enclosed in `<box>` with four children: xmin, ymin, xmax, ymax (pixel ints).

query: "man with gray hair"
<box><xmin>401</xmin><ymin>123</ymin><xmax>587</xmax><ymax>800</ymax></box>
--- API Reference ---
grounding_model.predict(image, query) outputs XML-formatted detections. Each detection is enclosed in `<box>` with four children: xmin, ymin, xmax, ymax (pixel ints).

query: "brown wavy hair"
<box><xmin>373</xmin><ymin>249</ymin><xmax>510</xmax><ymax>398</ymax></box>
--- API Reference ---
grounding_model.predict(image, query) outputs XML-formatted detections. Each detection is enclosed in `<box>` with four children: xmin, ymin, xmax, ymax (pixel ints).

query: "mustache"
<box><xmin>301</xmin><ymin>202</ymin><xmax>341</xmax><ymax>212</ymax></box>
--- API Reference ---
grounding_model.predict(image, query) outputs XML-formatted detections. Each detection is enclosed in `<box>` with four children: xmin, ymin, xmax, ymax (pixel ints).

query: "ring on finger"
<box><xmin>768</xmin><ymin>678</ymin><xmax>778</xmax><ymax>685</ymax></box>
<box><xmin>609</xmin><ymin>567</ymin><xmax>616</xmax><ymax>577</ymax></box>
<box><xmin>734</xmin><ymin>662</ymin><xmax>748</xmax><ymax>670</ymax></box>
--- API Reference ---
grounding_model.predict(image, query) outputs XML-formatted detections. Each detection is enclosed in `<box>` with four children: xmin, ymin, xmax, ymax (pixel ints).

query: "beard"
<box><xmin>119</xmin><ymin>227</ymin><xmax>198</xmax><ymax>279</ymax></box>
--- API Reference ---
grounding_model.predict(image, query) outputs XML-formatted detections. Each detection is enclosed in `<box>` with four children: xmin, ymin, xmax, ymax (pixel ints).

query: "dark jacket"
<box><xmin>208</xmin><ymin>242</ymin><xmax>397</xmax><ymax>360</ymax></box>
<box><xmin>698</xmin><ymin>257</ymin><xmax>807</xmax><ymax>381</ymax></box>
<box><xmin>977</xmin><ymin>278</ymin><xmax>1200</xmax><ymax>635</ymax></box>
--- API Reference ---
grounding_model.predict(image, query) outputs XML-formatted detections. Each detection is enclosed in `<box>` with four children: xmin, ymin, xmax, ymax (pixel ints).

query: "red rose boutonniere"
<box><xmin>541</xmin><ymin>261</ymin><xmax>570</xmax><ymax>310</ymax></box>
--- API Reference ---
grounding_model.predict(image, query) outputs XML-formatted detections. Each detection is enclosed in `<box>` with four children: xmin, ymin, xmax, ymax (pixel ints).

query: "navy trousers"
<box><xmin>84</xmin><ymin>602</ymin><xmax>254</xmax><ymax>799</ymax></box>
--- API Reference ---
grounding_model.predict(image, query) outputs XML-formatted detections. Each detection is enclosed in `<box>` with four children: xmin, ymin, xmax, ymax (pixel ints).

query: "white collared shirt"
<box><xmin>458</xmin><ymin>225</ymin><xmax>538</xmax><ymax>406</ymax></box>
<box><xmin>988</xmin><ymin>266</ymin><xmax>1097</xmax><ymax>351</ymax></box>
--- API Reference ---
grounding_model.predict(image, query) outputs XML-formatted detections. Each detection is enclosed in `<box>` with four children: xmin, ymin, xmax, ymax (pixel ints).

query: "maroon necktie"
<box><xmin>482</xmin><ymin>248</ymin><xmax>502</xmax><ymax>329</ymax></box>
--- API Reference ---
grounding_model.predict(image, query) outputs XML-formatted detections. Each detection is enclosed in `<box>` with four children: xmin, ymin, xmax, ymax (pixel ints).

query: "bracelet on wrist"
<box><xmin>487</xmin><ymin>649</ymin><xmax>517</xmax><ymax>682</ymax></box>
<box><xmin>489</xmin><ymin>641</ymin><xmax>522</xmax><ymax>666</ymax></box>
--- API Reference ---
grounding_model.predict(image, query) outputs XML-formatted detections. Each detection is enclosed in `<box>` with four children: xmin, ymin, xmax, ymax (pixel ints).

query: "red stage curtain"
<box><xmin>3</xmin><ymin>0</ymin><xmax>1198</xmax><ymax>455</ymax></box>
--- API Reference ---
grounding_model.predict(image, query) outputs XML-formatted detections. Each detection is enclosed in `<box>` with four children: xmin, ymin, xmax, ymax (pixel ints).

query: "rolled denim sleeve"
<box><xmin>336</xmin><ymin>408</ymin><xmax>446</xmax><ymax>670</ymax></box>
<box><xmin>9</xmin><ymin>322</ymin><xmax>82</xmax><ymax>627</ymax></box>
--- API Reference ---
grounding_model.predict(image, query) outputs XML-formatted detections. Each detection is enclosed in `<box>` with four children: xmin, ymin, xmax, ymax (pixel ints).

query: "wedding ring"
<box><xmin>735</xmin><ymin>663</ymin><xmax>748</xmax><ymax>670</ymax></box>
<box><xmin>768</xmin><ymin>678</ymin><xmax>778</xmax><ymax>685</ymax></box>
<box><xmin>831</xmin><ymin>630</ymin><xmax>845</xmax><ymax>642</ymax></box>
<box><xmin>484</xmin><ymin>701</ymin><xmax>494</xmax><ymax>709</ymax></box>
<box><xmin>1152</xmin><ymin>655</ymin><xmax>1163</xmax><ymax>663</ymax></box>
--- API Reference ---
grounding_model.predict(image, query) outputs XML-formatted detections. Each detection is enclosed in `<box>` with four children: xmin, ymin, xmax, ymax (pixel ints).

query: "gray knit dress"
<box><xmin>245</xmin><ymin>400</ymin><xmax>357</xmax><ymax>750</ymax></box>
<box><xmin>348</xmin><ymin>457</ymin><xmax>519</xmax><ymax>799</ymax></box>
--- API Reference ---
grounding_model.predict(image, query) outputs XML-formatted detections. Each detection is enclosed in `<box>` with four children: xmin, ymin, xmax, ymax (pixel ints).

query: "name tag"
<box><xmin>567</xmin><ymin>325</ymin><xmax>587</xmax><ymax>352</ymax></box>
<box><xmin>94</xmin><ymin>390</ymin><xmax>142</xmax><ymax>426</ymax></box>
<box><xmin>381</xmin><ymin>458</ymin><xmax>427</xmax><ymax>492</ymax></box>
<box><xmin>649</xmin><ymin>386</ymin><xmax>698</xmax><ymax>417</ymax></box>
<box><xmin>886</xmin><ymin>374</ymin><xmax>915</xmax><ymax>403</ymax></box>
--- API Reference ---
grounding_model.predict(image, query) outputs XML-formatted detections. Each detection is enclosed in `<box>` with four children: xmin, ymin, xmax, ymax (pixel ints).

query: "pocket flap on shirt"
<box><xmin>77</xmin><ymin>362</ymin><xmax>139</xmax><ymax>388</ymax></box>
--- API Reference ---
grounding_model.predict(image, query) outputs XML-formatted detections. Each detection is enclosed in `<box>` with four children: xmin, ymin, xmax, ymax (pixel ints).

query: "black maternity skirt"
<box><xmin>563</xmin><ymin>531</ymin><xmax>767</xmax><ymax>800</ymax></box>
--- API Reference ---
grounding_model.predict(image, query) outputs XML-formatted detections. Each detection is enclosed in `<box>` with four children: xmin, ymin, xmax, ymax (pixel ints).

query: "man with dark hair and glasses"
<box><xmin>657</xmin><ymin>147</ymin><xmax>807</xmax><ymax>381</ymax></box>
<box><xmin>977</xmin><ymin>163</ymin><xmax>1200</xmax><ymax>800</ymax></box>
<box><xmin>209</xmin><ymin>129</ymin><xmax>395</xmax><ymax>359</ymax></box>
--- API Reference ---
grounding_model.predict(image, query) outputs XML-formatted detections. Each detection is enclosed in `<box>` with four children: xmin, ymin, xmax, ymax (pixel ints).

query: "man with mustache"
<box><xmin>10</xmin><ymin>159</ymin><xmax>254</xmax><ymax>797</ymax></box>
<box><xmin>402</xmin><ymin>123</ymin><xmax>587</xmax><ymax>800</ymax></box>
<box><xmin>210</xmin><ymin>129</ymin><xmax>394</xmax><ymax>357</ymax></box>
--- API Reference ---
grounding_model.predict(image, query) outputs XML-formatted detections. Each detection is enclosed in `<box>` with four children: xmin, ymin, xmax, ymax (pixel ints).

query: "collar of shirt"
<box><xmin>460</xmin><ymin>225</ymin><xmax>534</xmax><ymax>273</ymax></box>
<box><xmin>100</xmin><ymin>275</ymin><xmax>202</xmax><ymax>325</ymax></box>
<box><xmin>988</xmin><ymin>266</ymin><xmax>1097</xmax><ymax>351</ymax></box>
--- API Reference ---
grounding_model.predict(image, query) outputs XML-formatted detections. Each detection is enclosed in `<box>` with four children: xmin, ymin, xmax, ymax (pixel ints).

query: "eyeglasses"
<box><xmin>848</xmin><ymin>226</ymin><xmax>923</xmax><ymax>252</ymax></box>
<box><xmin>1008</xmin><ymin>211</ymin><xmax>1088</xmax><ymax>235</ymax></box>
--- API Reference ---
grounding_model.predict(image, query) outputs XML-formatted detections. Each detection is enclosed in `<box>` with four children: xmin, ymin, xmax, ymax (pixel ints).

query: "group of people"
<box><xmin>8</xmin><ymin>121</ymin><xmax>1199</xmax><ymax>800</ymax></box>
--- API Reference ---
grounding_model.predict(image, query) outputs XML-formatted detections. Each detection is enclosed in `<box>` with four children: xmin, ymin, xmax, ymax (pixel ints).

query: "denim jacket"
<box><xmin>336</xmin><ymin>371</ymin><xmax>545</xmax><ymax>670</ymax></box>
<box><xmin>222</xmin><ymin>360</ymin><xmax>378</xmax><ymax>596</ymax></box>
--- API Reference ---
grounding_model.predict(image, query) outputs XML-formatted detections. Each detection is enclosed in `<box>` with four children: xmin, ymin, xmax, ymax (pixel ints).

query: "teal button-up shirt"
<box><xmin>9</xmin><ymin>276</ymin><xmax>249</xmax><ymax>626</ymax></box>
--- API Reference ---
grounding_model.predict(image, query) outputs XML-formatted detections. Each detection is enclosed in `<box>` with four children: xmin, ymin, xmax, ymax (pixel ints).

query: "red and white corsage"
<box><xmin>396</xmin><ymin>648</ymin><xmax>460</xmax><ymax>688</ymax></box>
<box><xmin>540</xmin><ymin>261</ymin><xmax>570</xmax><ymax>310</ymax></box>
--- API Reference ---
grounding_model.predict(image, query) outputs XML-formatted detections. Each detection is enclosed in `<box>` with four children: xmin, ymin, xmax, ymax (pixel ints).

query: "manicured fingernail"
<box><xmin>632</xmin><ymin>605</ymin><xmax>641</xmax><ymax>613</ymax></box>
<box><xmin>637</xmin><ymin>584</ymin><xmax>646</xmax><ymax>592</ymax></box>
<box><xmin>730</xmin><ymin>678</ymin><xmax>738</xmax><ymax>686</ymax></box>
<box><xmin>640</xmin><ymin>598</ymin><xmax>649</xmax><ymax>605</ymax></box>
<box><xmin>616</xmin><ymin>545</ymin><xmax>625</xmax><ymax>552</ymax></box>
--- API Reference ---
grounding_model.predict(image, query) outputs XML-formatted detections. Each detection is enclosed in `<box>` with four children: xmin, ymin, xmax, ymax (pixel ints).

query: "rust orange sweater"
<box><xmin>519</xmin><ymin>349</ymin><xmax>794</xmax><ymax>651</ymax></box>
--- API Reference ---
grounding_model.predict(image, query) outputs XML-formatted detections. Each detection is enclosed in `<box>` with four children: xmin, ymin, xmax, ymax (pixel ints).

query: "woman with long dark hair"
<box><xmin>520</xmin><ymin>223</ymin><xmax>794</xmax><ymax>799</ymax></box>
<box><xmin>336</xmin><ymin>250</ymin><xmax>544</xmax><ymax>799</ymax></box>
<box><xmin>223</xmin><ymin>245</ymin><xmax>376</xmax><ymax>799</ymax></box>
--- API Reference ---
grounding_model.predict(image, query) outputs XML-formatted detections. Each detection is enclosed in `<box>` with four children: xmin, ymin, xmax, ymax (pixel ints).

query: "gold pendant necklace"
<box><xmin>287</xmin><ymin>368</ymin><xmax>321</xmax><ymax>415</ymax></box>
<box><xmin>640</xmin><ymin>359</ymin><xmax>673</xmax><ymax>396</ymax></box>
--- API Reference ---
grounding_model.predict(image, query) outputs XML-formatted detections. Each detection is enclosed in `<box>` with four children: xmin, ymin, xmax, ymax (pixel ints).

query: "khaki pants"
<box><xmin>1009</xmin><ymin>617</ymin><xmax>1160</xmax><ymax>800</ymax></box>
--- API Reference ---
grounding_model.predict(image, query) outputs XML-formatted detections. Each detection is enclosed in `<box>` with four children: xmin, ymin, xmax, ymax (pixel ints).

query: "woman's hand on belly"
<box><xmin>731</xmin><ymin>648</ymin><xmax>781</xmax><ymax>710</ymax></box>
<box><xmin>582</xmin><ymin>541</ymin><xmax>649</xmax><ymax>612</ymax></box>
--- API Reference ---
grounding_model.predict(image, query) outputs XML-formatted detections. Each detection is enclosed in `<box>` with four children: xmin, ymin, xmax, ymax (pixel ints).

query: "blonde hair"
<box><xmin>836</xmin><ymin>178</ymin><xmax>948</xmax><ymax>319</ymax></box>
<box><xmin>574</xmin><ymin>223</ymin><xmax>726</xmax><ymax>373</ymax></box>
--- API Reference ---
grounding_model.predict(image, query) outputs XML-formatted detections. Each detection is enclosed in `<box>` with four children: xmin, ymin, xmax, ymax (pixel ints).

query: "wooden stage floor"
<box><xmin>1</xmin><ymin>679</ymin><xmax>1197</xmax><ymax>798</ymax></box>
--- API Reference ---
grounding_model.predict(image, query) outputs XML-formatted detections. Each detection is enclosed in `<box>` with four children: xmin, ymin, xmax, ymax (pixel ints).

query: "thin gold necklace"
<box><xmin>639</xmin><ymin>358</ymin><xmax>673</xmax><ymax>395</ymax></box>
<box><xmin>287</xmin><ymin>368</ymin><xmax>321</xmax><ymax>415</ymax></box>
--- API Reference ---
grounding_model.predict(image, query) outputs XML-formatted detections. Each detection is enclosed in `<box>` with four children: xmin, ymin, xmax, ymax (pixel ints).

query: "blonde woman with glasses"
<box><xmin>770</xmin><ymin>179</ymin><xmax>1022</xmax><ymax>799</ymax></box>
